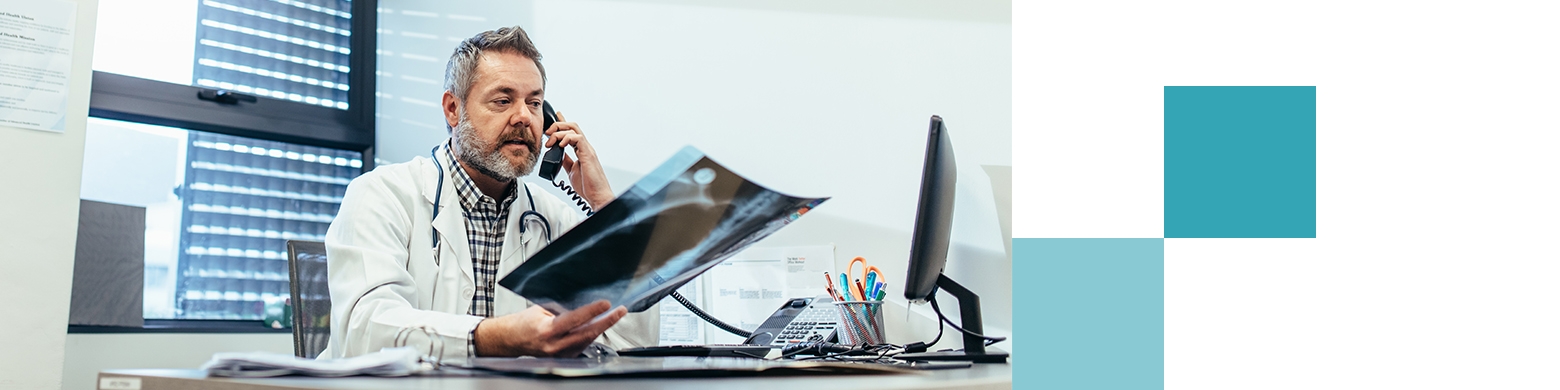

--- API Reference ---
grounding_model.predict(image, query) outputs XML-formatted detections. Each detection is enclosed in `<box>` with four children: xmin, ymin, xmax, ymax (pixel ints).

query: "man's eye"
<box><xmin>528</xmin><ymin>101</ymin><xmax>542</xmax><ymax>108</ymax></box>
<box><xmin>494</xmin><ymin>99</ymin><xmax>511</xmax><ymax>105</ymax></box>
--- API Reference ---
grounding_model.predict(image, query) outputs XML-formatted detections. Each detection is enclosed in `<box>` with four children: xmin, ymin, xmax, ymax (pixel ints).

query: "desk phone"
<box><xmin>744</xmin><ymin>295</ymin><xmax>840</xmax><ymax>347</ymax></box>
<box><xmin>619</xmin><ymin>296</ymin><xmax>839</xmax><ymax>358</ymax></box>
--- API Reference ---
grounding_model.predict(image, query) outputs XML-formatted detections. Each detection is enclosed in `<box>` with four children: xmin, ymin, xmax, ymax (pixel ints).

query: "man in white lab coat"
<box><xmin>321</xmin><ymin>26</ymin><xmax>657</xmax><ymax>362</ymax></box>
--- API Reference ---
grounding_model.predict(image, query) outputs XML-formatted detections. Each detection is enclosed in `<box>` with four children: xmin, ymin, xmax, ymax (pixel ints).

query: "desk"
<box><xmin>99</xmin><ymin>364</ymin><xmax>1012</xmax><ymax>390</ymax></box>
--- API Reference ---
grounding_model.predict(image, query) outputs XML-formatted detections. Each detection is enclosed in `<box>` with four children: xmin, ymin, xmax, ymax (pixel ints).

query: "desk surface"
<box><xmin>100</xmin><ymin>364</ymin><xmax>1012</xmax><ymax>390</ymax></box>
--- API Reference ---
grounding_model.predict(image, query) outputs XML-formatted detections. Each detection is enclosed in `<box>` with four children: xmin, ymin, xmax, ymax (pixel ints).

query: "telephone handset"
<box><xmin>537</xmin><ymin>100</ymin><xmax>564</xmax><ymax>181</ymax></box>
<box><xmin>534</xmin><ymin>100</ymin><xmax>594</xmax><ymax>215</ymax></box>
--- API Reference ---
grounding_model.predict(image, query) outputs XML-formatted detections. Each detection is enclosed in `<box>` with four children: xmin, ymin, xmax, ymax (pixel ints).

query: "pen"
<box><xmin>863</xmin><ymin>271</ymin><xmax>878</xmax><ymax>299</ymax></box>
<box><xmin>823</xmin><ymin>272</ymin><xmax>842</xmax><ymax>301</ymax></box>
<box><xmin>853</xmin><ymin>278</ymin><xmax>865</xmax><ymax>302</ymax></box>
<box><xmin>876</xmin><ymin>289</ymin><xmax>886</xmax><ymax>301</ymax></box>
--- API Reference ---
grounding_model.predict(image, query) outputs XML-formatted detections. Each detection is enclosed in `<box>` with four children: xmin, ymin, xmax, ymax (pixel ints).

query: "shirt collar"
<box><xmin>440</xmin><ymin>139</ymin><xmax>518</xmax><ymax>210</ymax></box>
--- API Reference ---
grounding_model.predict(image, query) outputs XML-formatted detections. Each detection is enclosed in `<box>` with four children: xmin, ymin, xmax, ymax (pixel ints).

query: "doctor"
<box><xmin>321</xmin><ymin>26</ymin><xmax>657</xmax><ymax>362</ymax></box>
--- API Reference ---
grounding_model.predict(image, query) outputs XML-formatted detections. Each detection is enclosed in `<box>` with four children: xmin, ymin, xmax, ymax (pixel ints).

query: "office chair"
<box><xmin>286</xmin><ymin>240</ymin><xmax>331</xmax><ymax>359</ymax></box>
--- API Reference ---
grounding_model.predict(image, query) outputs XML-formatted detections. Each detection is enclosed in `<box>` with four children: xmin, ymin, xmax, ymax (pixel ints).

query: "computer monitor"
<box><xmin>904</xmin><ymin>115</ymin><xmax>956</xmax><ymax>304</ymax></box>
<box><xmin>897</xmin><ymin>115</ymin><xmax>1008</xmax><ymax>363</ymax></box>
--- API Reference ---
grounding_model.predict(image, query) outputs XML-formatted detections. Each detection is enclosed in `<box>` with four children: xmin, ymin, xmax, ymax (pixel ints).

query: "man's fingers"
<box><xmin>545</xmin><ymin>125</ymin><xmax>578</xmax><ymax>144</ymax></box>
<box><xmin>544</xmin><ymin>122</ymin><xmax>582</xmax><ymax>137</ymax></box>
<box><xmin>547</xmin><ymin>305</ymin><xmax>622</xmax><ymax>357</ymax></box>
<box><xmin>557</xmin><ymin>306</ymin><xmax>627</xmax><ymax>346</ymax></box>
<box><xmin>549</xmin><ymin>300</ymin><xmax>611</xmax><ymax>331</ymax></box>
<box><xmin>553</xmin><ymin>112</ymin><xmax>583</xmax><ymax>134</ymax></box>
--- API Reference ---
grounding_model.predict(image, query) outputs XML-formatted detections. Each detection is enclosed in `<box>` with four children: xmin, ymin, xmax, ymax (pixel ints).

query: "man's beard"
<box><xmin>453</xmin><ymin>109</ymin><xmax>538</xmax><ymax>182</ymax></box>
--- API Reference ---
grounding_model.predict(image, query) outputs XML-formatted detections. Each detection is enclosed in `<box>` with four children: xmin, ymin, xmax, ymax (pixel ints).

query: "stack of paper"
<box><xmin>201</xmin><ymin>347</ymin><xmax>423</xmax><ymax>377</ymax></box>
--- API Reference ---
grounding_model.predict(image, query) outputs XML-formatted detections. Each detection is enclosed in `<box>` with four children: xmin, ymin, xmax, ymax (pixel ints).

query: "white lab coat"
<box><xmin>320</xmin><ymin>153</ymin><xmax>658</xmax><ymax>362</ymax></box>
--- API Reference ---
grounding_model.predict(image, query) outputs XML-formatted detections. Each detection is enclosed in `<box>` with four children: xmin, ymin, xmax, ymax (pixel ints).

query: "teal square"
<box><xmin>1165</xmin><ymin>86</ymin><xmax>1316</xmax><ymax>238</ymax></box>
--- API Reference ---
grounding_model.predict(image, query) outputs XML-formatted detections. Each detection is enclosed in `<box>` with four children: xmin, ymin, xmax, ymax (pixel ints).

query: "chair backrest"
<box><xmin>286</xmin><ymin>240</ymin><xmax>330</xmax><ymax>358</ymax></box>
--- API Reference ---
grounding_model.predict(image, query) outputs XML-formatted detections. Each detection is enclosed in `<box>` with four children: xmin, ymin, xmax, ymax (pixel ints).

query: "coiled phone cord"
<box><xmin>669</xmin><ymin>291</ymin><xmax>751</xmax><ymax>338</ymax></box>
<box><xmin>552</xmin><ymin>178</ymin><xmax>594</xmax><ymax>216</ymax></box>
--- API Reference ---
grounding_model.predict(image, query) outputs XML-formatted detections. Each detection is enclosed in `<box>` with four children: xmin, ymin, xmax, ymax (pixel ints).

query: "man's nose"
<box><xmin>510</xmin><ymin>106</ymin><xmax>532</xmax><ymax>129</ymax></box>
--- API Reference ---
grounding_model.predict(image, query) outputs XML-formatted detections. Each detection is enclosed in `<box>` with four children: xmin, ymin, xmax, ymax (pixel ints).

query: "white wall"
<box><xmin>374</xmin><ymin>0</ymin><xmax>535</xmax><ymax>165</ymax></box>
<box><xmin>376</xmin><ymin>0</ymin><xmax>1012</xmax><ymax>351</ymax></box>
<box><xmin>61</xmin><ymin>334</ymin><xmax>291</xmax><ymax>390</ymax></box>
<box><xmin>0</xmin><ymin>0</ymin><xmax>97</xmax><ymax>389</ymax></box>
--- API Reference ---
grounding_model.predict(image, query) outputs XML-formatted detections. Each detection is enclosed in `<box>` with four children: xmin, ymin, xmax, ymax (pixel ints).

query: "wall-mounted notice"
<box><xmin>0</xmin><ymin>0</ymin><xmax>76</xmax><ymax>133</ymax></box>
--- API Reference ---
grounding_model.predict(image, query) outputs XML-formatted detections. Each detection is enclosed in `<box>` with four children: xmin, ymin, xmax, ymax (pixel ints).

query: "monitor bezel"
<box><xmin>903</xmin><ymin>115</ymin><xmax>956</xmax><ymax>303</ymax></box>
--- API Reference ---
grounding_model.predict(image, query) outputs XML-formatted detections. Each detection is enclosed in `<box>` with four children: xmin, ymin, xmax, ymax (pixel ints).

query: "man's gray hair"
<box><xmin>444</xmin><ymin>26</ymin><xmax>545</xmax><ymax>104</ymax></box>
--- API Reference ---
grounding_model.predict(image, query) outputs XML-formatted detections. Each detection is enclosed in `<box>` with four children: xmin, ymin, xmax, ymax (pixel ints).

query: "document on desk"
<box><xmin>201</xmin><ymin>347</ymin><xmax>423</xmax><ymax>377</ymax></box>
<box><xmin>657</xmin><ymin>281</ymin><xmax>706</xmax><ymax>345</ymax></box>
<box><xmin>704</xmin><ymin>245</ymin><xmax>833</xmax><ymax>344</ymax></box>
<box><xmin>0</xmin><ymin>0</ymin><xmax>76</xmax><ymax>132</ymax></box>
<box><xmin>469</xmin><ymin>356</ymin><xmax>913</xmax><ymax>378</ymax></box>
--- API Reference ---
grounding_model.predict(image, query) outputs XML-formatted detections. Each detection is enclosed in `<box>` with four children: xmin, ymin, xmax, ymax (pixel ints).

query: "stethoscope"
<box><xmin>429</xmin><ymin>142</ymin><xmax>553</xmax><ymax>266</ymax></box>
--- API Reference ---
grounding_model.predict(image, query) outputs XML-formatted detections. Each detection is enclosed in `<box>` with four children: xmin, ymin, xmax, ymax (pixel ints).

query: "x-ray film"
<box><xmin>498</xmin><ymin>146</ymin><xmax>828</xmax><ymax>313</ymax></box>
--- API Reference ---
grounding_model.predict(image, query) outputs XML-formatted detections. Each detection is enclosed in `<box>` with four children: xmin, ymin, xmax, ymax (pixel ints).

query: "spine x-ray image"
<box><xmin>499</xmin><ymin>146</ymin><xmax>828</xmax><ymax>313</ymax></box>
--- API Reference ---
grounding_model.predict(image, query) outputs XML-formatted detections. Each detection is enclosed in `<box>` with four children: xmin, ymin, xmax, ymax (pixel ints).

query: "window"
<box><xmin>95</xmin><ymin>0</ymin><xmax>356</xmax><ymax>111</ymax></box>
<box><xmin>82</xmin><ymin>118</ymin><xmax>361</xmax><ymax>320</ymax></box>
<box><xmin>76</xmin><ymin>0</ymin><xmax>376</xmax><ymax>330</ymax></box>
<box><xmin>191</xmin><ymin>0</ymin><xmax>354</xmax><ymax>110</ymax></box>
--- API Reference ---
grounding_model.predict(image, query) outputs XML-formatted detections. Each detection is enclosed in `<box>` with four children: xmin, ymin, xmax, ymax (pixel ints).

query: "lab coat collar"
<box><xmin>418</xmin><ymin>142</ymin><xmax>450</xmax><ymax>206</ymax></box>
<box><xmin>422</xmin><ymin>151</ymin><xmax>475</xmax><ymax>285</ymax></box>
<box><xmin>420</xmin><ymin>142</ymin><xmax>536</xmax><ymax>288</ymax></box>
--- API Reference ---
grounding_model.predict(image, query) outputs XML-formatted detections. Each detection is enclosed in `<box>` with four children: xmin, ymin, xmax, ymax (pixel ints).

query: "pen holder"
<box><xmin>833</xmin><ymin>301</ymin><xmax>886</xmax><ymax>346</ymax></box>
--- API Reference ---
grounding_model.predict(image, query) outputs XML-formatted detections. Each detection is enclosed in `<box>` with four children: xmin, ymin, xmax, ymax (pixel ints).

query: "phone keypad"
<box><xmin>770</xmin><ymin>301</ymin><xmax>840</xmax><ymax>345</ymax></box>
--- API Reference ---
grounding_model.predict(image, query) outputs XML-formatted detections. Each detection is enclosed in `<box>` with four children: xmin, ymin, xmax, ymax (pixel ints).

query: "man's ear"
<box><xmin>441</xmin><ymin>90</ymin><xmax>461</xmax><ymax>130</ymax></box>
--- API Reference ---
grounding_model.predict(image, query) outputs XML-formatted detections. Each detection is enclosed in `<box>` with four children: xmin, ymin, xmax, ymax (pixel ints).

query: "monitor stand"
<box><xmin>896</xmin><ymin>274</ymin><xmax>1010</xmax><ymax>364</ymax></box>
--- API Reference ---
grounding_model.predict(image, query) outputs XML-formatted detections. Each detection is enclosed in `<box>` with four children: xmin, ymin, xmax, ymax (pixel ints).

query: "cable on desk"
<box><xmin>930</xmin><ymin>294</ymin><xmax>1007</xmax><ymax>346</ymax></box>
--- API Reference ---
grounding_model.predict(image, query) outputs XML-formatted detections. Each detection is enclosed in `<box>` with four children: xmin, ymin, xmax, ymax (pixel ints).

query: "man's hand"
<box><xmin>544</xmin><ymin>112</ymin><xmax>614</xmax><ymax>209</ymax></box>
<box><xmin>473</xmin><ymin>300</ymin><xmax>627</xmax><ymax>357</ymax></box>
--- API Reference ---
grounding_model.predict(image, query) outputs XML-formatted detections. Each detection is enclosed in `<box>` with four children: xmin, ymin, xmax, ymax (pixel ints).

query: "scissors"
<box><xmin>846</xmin><ymin>257</ymin><xmax>885</xmax><ymax>301</ymax></box>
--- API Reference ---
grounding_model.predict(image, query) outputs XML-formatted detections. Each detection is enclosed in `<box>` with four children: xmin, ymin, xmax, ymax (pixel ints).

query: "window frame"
<box><xmin>68</xmin><ymin>320</ymin><xmax>292</xmax><ymax>334</ymax></box>
<box><xmin>69</xmin><ymin>0</ymin><xmax>378</xmax><ymax>333</ymax></box>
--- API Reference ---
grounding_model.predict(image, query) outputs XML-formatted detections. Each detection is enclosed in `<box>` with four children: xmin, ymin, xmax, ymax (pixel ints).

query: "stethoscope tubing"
<box><xmin>429</xmin><ymin>143</ymin><xmax>551</xmax><ymax>266</ymax></box>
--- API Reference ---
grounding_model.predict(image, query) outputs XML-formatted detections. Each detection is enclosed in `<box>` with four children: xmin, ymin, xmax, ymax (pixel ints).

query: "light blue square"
<box><xmin>1016</xmin><ymin>238</ymin><xmax>1163</xmax><ymax>389</ymax></box>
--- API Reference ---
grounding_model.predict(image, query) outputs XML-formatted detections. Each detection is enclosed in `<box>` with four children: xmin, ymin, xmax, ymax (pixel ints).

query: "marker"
<box><xmin>871</xmin><ymin>281</ymin><xmax>884</xmax><ymax>300</ymax></box>
<box><xmin>876</xmin><ymin>289</ymin><xmax>886</xmax><ymax>301</ymax></box>
<box><xmin>839</xmin><ymin>274</ymin><xmax>853</xmax><ymax>301</ymax></box>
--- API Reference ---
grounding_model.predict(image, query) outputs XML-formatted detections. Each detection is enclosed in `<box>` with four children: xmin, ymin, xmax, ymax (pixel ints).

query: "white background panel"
<box><xmin>1166</xmin><ymin>238</ymin><xmax>1560</xmax><ymax>388</ymax></box>
<box><xmin>1017</xmin><ymin>1</ymin><xmax>1560</xmax><ymax>388</ymax></box>
<box><xmin>1016</xmin><ymin>1</ymin><xmax>1560</xmax><ymax>239</ymax></box>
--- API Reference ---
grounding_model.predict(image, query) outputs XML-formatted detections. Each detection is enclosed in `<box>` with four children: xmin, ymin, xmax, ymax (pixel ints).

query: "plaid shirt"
<box><xmin>440</xmin><ymin>145</ymin><xmax>517</xmax><ymax>318</ymax></box>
